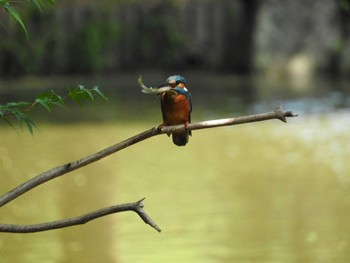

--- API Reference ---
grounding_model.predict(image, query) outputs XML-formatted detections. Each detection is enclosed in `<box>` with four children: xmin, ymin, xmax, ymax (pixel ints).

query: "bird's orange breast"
<box><xmin>161</xmin><ymin>92</ymin><xmax>191</xmax><ymax>126</ymax></box>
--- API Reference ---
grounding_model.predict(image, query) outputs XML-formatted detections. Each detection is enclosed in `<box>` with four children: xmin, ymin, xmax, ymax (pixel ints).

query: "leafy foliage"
<box><xmin>0</xmin><ymin>0</ymin><xmax>55</xmax><ymax>37</ymax></box>
<box><xmin>1</xmin><ymin>1</ymin><xmax>108</xmax><ymax>134</ymax></box>
<box><xmin>0</xmin><ymin>85</ymin><xmax>108</xmax><ymax>134</ymax></box>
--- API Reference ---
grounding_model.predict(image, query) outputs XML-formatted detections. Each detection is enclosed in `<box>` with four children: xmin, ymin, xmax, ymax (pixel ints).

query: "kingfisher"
<box><xmin>158</xmin><ymin>75</ymin><xmax>192</xmax><ymax>146</ymax></box>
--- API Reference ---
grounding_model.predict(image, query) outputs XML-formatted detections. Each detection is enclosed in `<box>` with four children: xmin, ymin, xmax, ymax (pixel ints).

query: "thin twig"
<box><xmin>0</xmin><ymin>198</ymin><xmax>161</xmax><ymax>233</ymax></box>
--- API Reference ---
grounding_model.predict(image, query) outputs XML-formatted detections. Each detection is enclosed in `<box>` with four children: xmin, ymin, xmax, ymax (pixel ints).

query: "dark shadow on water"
<box><xmin>1</xmin><ymin>71</ymin><xmax>350</xmax><ymax>124</ymax></box>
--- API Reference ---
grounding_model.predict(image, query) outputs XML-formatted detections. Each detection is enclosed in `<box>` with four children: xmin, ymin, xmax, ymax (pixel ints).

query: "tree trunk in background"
<box><xmin>221</xmin><ymin>0</ymin><xmax>259</xmax><ymax>74</ymax></box>
<box><xmin>327</xmin><ymin>0</ymin><xmax>350</xmax><ymax>77</ymax></box>
<box><xmin>0</xmin><ymin>0</ymin><xmax>349</xmax><ymax>76</ymax></box>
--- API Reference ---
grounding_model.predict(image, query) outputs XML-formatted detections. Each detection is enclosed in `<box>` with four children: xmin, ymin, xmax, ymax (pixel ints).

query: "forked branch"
<box><xmin>0</xmin><ymin>198</ymin><xmax>161</xmax><ymax>233</ymax></box>
<box><xmin>0</xmin><ymin>106</ymin><xmax>297</xmax><ymax>233</ymax></box>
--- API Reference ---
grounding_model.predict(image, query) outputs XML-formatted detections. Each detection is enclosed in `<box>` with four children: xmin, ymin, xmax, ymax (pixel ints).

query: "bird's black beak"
<box><xmin>158</xmin><ymin>81</ymin><xmax>177</xmax><ymax>89</ymax></box>
<box><xmin>157</xmin><ymin>83</ymin><xmax>168</xmax><ymax>89</ymax></box>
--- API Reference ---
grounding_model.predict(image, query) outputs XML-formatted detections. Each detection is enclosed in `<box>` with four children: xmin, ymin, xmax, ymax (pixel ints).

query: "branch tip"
<box><xmin>136</xmin><ymin>197</ymin><xmax>146</xmax><ymax>208</ymax></box>
<box><xmin>137</xmin><ymin>197</ymin><xmax>146</xmax><ymax>203</ymax></box>
<box><xmin>134</xmin><ymin>207</ymin><xmax>161</xmax><ymax>232</ymax></box>
<box><xmin>273</xmin><ymin>106</ymin><xmax>298</xmax><ymax>123</ymax></box>
<box><xmin>288</xmin><ymin>111</ymin><xmax>298</xmax><ymax>117</ymax></box>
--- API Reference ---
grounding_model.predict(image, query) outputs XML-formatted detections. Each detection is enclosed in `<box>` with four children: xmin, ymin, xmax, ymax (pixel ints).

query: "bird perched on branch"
<box><xmin>158</xmin><ymin>75</ymin><xmax>192</xmax><ymax>146</ymax></box>
<box><xmin>139</xmin><ymin>75</ymin><xmax>192</xmax><ymax>146</ymax></box>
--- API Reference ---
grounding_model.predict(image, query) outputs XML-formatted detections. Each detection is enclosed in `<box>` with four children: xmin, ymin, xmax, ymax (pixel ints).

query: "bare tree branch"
<box><xmin>0</xmin><ymin>198</ymin><xmax>161</xmax><ymax>233</ymax></box>
<box><xmin>0</xmin><ymin>106</ymin><xmax>297</xmax><ymax>233</ymax></box>
<box><xmin>160</xmin><ymin>106</ymin><xmax>297</xmax><ymax>135</ymax></box>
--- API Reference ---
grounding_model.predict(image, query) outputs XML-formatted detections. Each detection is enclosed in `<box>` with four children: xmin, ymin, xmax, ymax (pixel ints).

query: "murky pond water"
<box><xmin>0</xmin><ymin>112</ymin><xmax>350</xmax><ymax>262</ymax></box>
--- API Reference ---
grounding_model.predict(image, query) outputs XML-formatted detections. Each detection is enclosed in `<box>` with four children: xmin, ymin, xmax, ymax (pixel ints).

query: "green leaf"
<box><xmin>3</xmin><ymin>2</ymin><xmax>28</xmax><ymax>38</ymax></box>
<box><xmin>34</xmin><ymin>0</ymin><xmax>55</xmax><ymax>7</ymax></box>
<box><xmin>78</xmin><ymin>85</ymin><xmax>94</xmax><ymax>101</ymax></box>
<box><xmin>36</xmin><ymin>90</ymin><xmax>61</xmax><ymax>112</ymax></box>
<box><xmin>13</xmin><ymin>110</ymin><xmax>36</xmax><ymax>134</ymax></box>
<box><xmin>35</xmin><ymin>98</ymin><xmax>52</xmax><ymax>112</ymax></box>
<box><xmin>0</xmin><ymin>115</ymin><xmax>15</xmax><ymax>130</ymax></box>
<box><xmin>68</xmin><ymin>86</ymin><xmax>83</xmax><ymax>107</ymax></box>
<box><xmin>92</xmin><ymin>86</ymin><xmax>108</xmax><ymax>101</ymax></box>
<box><xmin>49</xmin><ymin>91</ymin><xmax>68</xmax><ymax>109</ymax></box>
<box><xmin>6</xmin><ymin>101</ymin><xmax>31</xmax><ymax>108</ymax></box>
<box><xmin>25</xmin><ymin>0</ymin><xmax>55</xmax><ymax>11</ymax></box>
<box><xmin>0</xmin><ymin>104</ymin><xmax>8</xmax><ymax>116</ymax></box>
<box><xmin>1</xmin><ymin>101</ymin><xmax>32</xmax><ymax>115</ymax></box>
<box><xmin>67</xmin><ymin>85</ymin><xmax>107</xmax><ymax>107</ymax></box>
<box><xmin>31</xmin><ymin>0</ymin><xmax>43</xmax><ymax>11</ymax></box>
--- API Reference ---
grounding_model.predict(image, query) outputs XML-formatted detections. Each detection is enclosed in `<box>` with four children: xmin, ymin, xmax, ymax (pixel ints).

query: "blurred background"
<box><xmin>1</xmin><ymin>0</ymin><xmax>350</xmax><ymax>262</ymax></box>
<box><xmin>1</xmin><ymin>0</ymin><xmax>350</xmax><ymax>116</ymax></box>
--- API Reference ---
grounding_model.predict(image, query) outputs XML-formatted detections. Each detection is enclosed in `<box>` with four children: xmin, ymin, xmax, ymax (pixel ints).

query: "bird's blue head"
<box><xmin>166</xmin><ymin>75</ymin><xmax>187</xmax><ymax>85</ymax></box>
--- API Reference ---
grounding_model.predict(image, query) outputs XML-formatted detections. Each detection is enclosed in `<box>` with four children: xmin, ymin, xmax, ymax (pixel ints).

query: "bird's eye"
<box><xmin>175</xmin><ymin>81</ymin><xmax>180</xmax><ymax>85</ymax></box>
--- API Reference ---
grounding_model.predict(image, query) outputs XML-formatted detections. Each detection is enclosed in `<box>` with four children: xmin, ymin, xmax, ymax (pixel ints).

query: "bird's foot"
<box><xmin>185</xmin><ymin>121</ymin><xmax>192</xmax><ymax>136</ymax></box>
<box><xmin>157</xmin><ymin>123</ymin><xmax>171</xmax><ymax>137</ymax></box>
<box><xmin>157</xmin><ymin>123</ymin><xmax>164</xmax><ymax>131</ymax></box>
<box><xmin>184</xmin><ymin>121</ymin><xmax>189</xmax><ymax>130</ymax></box>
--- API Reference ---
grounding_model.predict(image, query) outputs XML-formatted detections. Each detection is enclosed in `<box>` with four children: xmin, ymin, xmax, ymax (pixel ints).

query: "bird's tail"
<box><xmin>172</xmin><ymin>131</ymin><xmax>190</xmax><ymax>146</ymax></box>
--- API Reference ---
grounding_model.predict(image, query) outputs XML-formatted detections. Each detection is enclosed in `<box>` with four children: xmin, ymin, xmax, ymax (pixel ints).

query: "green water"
<box><xmin>0</xmin><ymin>114</ymin><xmax>350</xmax><ymax>262</ymax></box>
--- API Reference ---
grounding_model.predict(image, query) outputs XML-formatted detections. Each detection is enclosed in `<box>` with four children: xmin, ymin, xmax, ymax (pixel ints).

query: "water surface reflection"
<box><xmin>1</xmin><ymin>113</ymin><xmax>350</xmax><ymax>262</ymax></box>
